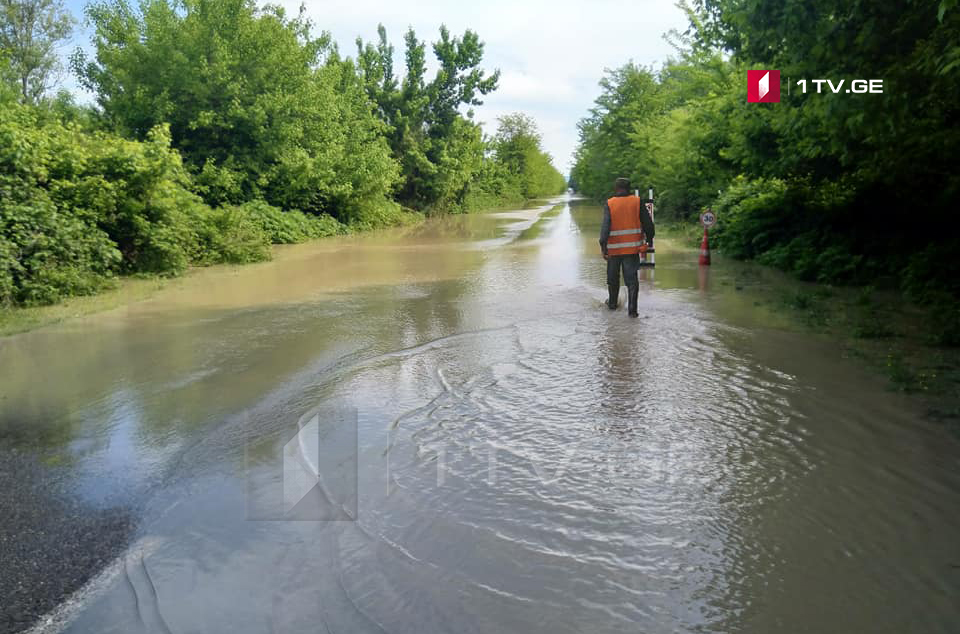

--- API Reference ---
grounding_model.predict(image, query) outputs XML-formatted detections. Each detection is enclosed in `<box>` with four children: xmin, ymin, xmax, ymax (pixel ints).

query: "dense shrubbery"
<box><xmin>459</xmin><ymin>160</ymin><xmax>526</xmax><ymax>212</ymax></box>
<box><xmin>709</xmin><ymin>177</ymin><xmax>792</xmax><ymax>260</ymax></box>
<box><xmin>0</xmin><ymin>181</ymin><xmax>118</xmax><ymax>305</ymax></box>
<box><xmin>0</xmin><ymin>102</ymin><xmax>358</xmax><ymax>306</ymax></box>
<box><xmin>0</xmin><ymin>104</ymin><xmax>211</xmax><ymax>304</ymax></box>
<box><xmin>229</xmin><ymin>200</ymin><xmax>343</xmax><ymax>244</ymax></box>
<box><xmin>709</xmin><ymin>176</ymin><xmax>869</xmax><ymax>284</ymax></box>
<box><xmin>193</xmin><ymin>205</ymin><xmax>270</xmax><ymax>266</ymax></box>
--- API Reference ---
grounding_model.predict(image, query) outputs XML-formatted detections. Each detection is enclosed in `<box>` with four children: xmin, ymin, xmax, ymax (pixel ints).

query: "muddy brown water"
<box><xmin>1</xmin><ymin>197</ymin><xmax>958</xmax><ymax>633</ymax></box>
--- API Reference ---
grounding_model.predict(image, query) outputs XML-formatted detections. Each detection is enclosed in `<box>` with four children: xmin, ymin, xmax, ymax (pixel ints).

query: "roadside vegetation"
<box><xmin>0</xmin><ymin>0</ymin><xmax>565</xmax><ymax>313</ymax></box>
<box><xmin>571</xmin><ymin>0</ymin><xmax>960</xmax><ymax>344</ymax></box>
<box><xmin>771</xmin><ymin>280</ymin><xmax>960</xmax><ymax>427</ymax></box>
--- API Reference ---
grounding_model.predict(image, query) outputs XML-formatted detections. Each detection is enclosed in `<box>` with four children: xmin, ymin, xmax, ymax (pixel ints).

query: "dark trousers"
<box><xmin>607</xmin><ymin>254</ymin><xmax>640</xmax><ymax>288</ymax></box>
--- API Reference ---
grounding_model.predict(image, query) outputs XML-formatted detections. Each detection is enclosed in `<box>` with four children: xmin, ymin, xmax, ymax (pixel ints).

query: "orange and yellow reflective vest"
<box><xmin>606</xmin><ymin>195</ymin><xmax>648</xmax><ymax>256</ymax></box>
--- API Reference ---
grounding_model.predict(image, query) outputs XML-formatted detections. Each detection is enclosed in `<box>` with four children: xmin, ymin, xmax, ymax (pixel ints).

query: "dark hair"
<box><xmin>614</xmin><ymin>177</ymin><xmax>630</xmax><ymax>192</ymax></box>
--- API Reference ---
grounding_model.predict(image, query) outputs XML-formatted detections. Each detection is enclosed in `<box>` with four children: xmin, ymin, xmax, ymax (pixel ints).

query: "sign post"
<box><xmin>640</xmin><ymin>187</ymin><xmax>655</xmax><ymax>268</ymax></box>
<box><xmin>699</xmin><ymin>209</ymin><xmax>716</xmax><ymax>266</ymax></box>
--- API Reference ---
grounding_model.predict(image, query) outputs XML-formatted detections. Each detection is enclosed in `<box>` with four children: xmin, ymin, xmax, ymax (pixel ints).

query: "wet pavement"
<box><xmin>1</xmin><ymin>197</ymin><xmax>959</xmax><ymax>633</ymax></box>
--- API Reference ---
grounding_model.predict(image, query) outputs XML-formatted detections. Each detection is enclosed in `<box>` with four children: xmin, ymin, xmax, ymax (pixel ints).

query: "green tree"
<box><xmin>493</xmin><ymin>112</ymin><xmax>565</xmax><ymax>198</ymax></box>
<box><xmin>571</xmin><ymin>64</ymin><xmax>663</xmax><ymax>201</ymax></box>
<box><xmin>73</xmin><ymin>0</ymin><xmax>399</xmax><ymax>222</ymax></box>
<box><xmin>689</xmin><ymin>0</ymin><xmax>960</xmax><ymax>207</ymax></box>
<box><xmin>0</xmin><ymin>0</ymin><xmax>73</xmax><ymax>103</ymax></box>
<box><xmin>356</xmin><ymin>24</ymin><xmax>499</xmax><ymax>211</ymax></box>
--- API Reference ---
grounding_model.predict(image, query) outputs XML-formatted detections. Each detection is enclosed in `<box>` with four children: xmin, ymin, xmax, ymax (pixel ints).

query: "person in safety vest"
<box><xmin>599</xmin><ymin>177</ymin><xmax>655</xmax><ymax>317</ymax></box>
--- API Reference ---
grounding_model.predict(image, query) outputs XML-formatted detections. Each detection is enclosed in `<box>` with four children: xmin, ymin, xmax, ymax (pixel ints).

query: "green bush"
<box><xmin>233</xmin><ymin>200</ymin><xmax>345</xmax><ymax>243</ymax></box>
<box><xmin>711</xmin><ymin>177</ymin><xmax>871</xmax><ymax>285</ymax></box>
<box><xmin>903</xmin><ymin>241</ymin><xmax>960</xmax><ymax>303</ymax></box>
<box><xmin>1</xmin><ymin>107</ymin><xmax>121</xmax><ymax>305</ymax></box>
<box><xmin>71</xmin><ymin>126</ymin><xmax>213</xmax><ymax>275</ymax></box>
<box><xmin>1</xmin><ymin>107</ymin><xmax>214</xmax><ymax>277</ymax></box>
<box><xmin>345</xmin><ymin>199</ymin><xmax>420</xmax><ymax>232</ymax></box>
<box><xmin>711</xmin><ymin>176</ymin><xmax>792</xmax><ymax>260</ymax></box>
<box><xmin>194</xmin><ymin>205</ymin><xmax>270</xmax><ymax>265</ymax></box>
<box><xmin>0</xmin><ymin>102</ymin><xmax>285</xmax><ymax>306</ymax></box>
<box><xmin>813</xmin><ymin>245</ymin><xmax>864</xmax><ymax>285</ymax></box>
<box><xmin>756</xmin><ymin>235</ymin><xmax>817</xmax><ymax>280</ymax></box>
<box><xmin>0</xmin><ymin>182</ymin><xmax>120</xmax><ymax>306</ymax></box>
<box><xmin>455</xmin><ymin>158</ymin><xmax>527</xmax><ymax>213</ymax></box>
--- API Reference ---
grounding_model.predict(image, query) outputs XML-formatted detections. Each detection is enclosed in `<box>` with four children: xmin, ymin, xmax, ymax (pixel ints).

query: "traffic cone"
<box><xmin>699</xmin><ymin>228</ymin><xmax>711</xmax><ymax>266</ymax></box>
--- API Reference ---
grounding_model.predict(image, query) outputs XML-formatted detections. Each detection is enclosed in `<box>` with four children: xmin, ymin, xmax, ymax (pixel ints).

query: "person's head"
<box><xmin>614</xmin><ymin>177</ymin><xmax>631</xmax><ymax>194</ymax></box>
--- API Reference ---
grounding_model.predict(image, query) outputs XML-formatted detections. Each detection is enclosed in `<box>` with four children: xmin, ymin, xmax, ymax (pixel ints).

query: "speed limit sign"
<box><xmin>700</xmin><ymin>210</ymin><xmax>716</xmax><ymax>228</ymax></box>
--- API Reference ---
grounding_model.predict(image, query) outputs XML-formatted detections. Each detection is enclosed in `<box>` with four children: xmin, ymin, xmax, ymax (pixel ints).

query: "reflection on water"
<box><xmin>2</xmin><ymin>198</ymin><xmax>960</xmax><ymax>633</ymax></box>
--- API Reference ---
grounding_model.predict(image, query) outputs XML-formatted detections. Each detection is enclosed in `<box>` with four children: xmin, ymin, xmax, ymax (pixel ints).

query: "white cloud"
<box><xmin>493</xmin><ymin>70</ymin><xmax>577</xmax><ymax>103</ymax></box>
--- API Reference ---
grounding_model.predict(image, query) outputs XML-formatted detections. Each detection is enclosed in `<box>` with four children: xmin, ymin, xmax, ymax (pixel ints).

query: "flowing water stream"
<box><xmin>1</xmin><ymin>197</ymin><xmax>958</xmax><ymax>633</ymax></box>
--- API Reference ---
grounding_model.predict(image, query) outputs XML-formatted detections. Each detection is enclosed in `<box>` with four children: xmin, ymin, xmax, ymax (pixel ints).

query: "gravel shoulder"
<box><xmin>0</xmin><ymin>449</ymin><xmax>135</xmax><ymax>634</ymax></box>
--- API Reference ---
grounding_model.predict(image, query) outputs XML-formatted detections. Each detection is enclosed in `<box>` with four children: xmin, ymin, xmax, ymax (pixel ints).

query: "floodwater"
<box><xmin>1</xmin><ymin>197</ymin><xmax>959</xmax><ymax>633</ymax></box>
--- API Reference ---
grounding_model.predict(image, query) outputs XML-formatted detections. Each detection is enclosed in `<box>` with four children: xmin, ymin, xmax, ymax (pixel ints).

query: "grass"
<box><xmin>772</xmin><ymin>283</ymin><xmax>960</xmax><ymax>400</ymax></box>
<box><xmin>776</xmin><ymin>287</ymin><xmax>833</xmax><ymax>328</ymax></box>
<box><xmin>0</xmin><ymin>275</ymin><xmax>171</xmax><ymax>336</ymax></box>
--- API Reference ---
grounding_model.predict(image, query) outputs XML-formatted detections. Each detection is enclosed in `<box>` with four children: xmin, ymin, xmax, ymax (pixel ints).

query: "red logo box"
<box><xmin>747</xmin><ymin>70</ymin><xmax>780</xmax><ymax>103</ymax></box>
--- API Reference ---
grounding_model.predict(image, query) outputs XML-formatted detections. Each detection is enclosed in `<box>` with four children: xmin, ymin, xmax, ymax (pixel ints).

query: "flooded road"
<box><xmin>2</xmin><ymin>197</ymin><xmax>959</xmax><ymax>633</ymax></box>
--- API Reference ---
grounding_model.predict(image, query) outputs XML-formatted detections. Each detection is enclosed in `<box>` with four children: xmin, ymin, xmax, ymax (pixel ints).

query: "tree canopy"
<box><xmin>356</xmin><ymin>24</ymin><xmax>500</xmax><ymax>211</ymax></box>
<box><xmin>492</xmin><ymin>113</ymin><xmax>567</xmax><ymax>199</ymax></box>
<box><xmin>73</xmin><ymin>0</ymin><xmax>399</xmax><ymax>220</ymax></box>
<box><xmin>0</xmin><ymin>0</ymin><xmax>73</xmax><ymax>103</ymax></box>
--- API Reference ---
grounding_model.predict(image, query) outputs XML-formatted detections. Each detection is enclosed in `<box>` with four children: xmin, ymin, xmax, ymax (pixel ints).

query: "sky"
<box><xmin>61</xmin><ymin>0</ymin><xmax>690</xmax><ymax>174</ymax></box>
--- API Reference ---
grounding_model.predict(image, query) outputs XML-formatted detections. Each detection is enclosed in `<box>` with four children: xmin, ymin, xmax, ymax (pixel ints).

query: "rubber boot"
<box><xmin>627</xmin><ymin>285</ymin><xmax>639</xmax><ymax>317</ymax></box>
<box><xmin>606</xmin><ymin>284</ymin><xmax>619</xmax><ymax>310</ymax></box>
